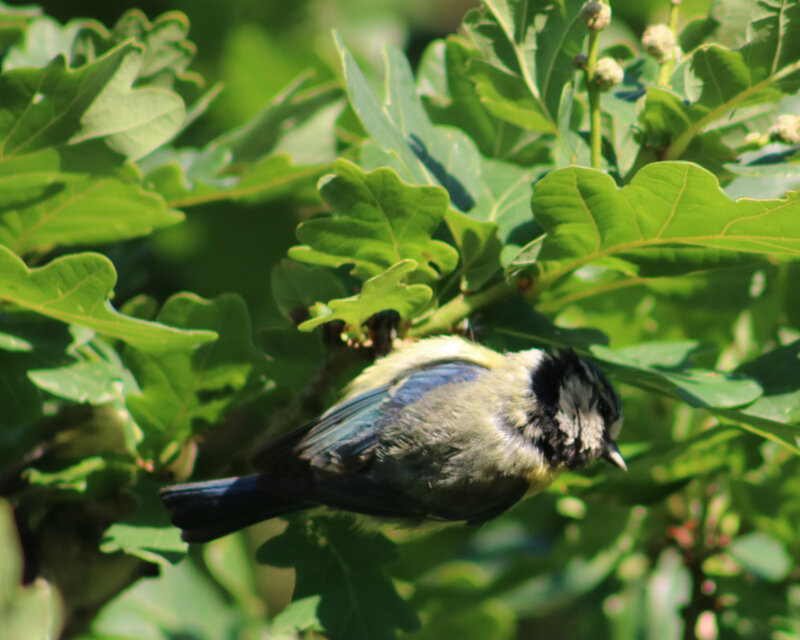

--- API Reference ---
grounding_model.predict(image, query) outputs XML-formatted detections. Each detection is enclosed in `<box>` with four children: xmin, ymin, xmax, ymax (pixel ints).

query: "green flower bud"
<box><xmin>593</xmin><ymin>57</ymin><xmax>624</xmax><ymax>91</ymax></box>
<box><xmin>642</xmin><ymin>24</ymin><xmax>676</xmax><ymax>63</ymax></box>
<box><xmin>580</xmin><ymin>1</ymin><xmax>612</xmax><ymax>32</ymax></box>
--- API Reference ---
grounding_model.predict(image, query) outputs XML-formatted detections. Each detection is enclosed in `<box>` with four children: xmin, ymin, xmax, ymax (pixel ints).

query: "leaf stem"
<box><xmin>656</xmin><ymin>0</ymin><xmax>681</xmax><ymax>87</ymax></box>
<box><xmin>408</xmin><ymin>278</ymin><xmax>520</xmax><ymax>337</ymax></box>
<box><xmin>585</xmin><ymin>29</ymin><xmax>603</xmax><ymax>169</ymax></box>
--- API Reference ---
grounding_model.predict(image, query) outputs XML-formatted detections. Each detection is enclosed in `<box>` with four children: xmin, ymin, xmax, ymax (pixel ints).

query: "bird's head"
<box><xmin>528</xmin><ymin>349</ymin><xmax>625</xmax><ymax>471</ymax></box>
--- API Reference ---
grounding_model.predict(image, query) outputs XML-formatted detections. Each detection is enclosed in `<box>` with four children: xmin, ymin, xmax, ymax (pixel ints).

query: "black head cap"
<box><xmin>529</xmin><ymin>349</ymin><xmax>624</xmax><ymax>471</ymax></box>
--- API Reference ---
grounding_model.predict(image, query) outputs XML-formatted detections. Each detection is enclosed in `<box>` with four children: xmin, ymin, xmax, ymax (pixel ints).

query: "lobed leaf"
<box><xmin>298</xmin><ymin>260</ymin><xmax>432</xmax><ymax>336</ymax></box>
<box><xmin>72</xmin><ymin>45</ymin><xmax>185</xmax><ymax>160</ymax></box>
<box><xmin>664</xmin><ymin>1</ymin><xmax>800</xmax><ymax>158</ymax></box>
<box><xmin>529</xmin><ymin>162</ymin><xmax>800</xmax><ymax>287</ymax></box>
<box><xmin>257</xmin><ymin>517</ymin><xmax>420</xmax><ymax>640</ymax></box>
<box><xmin>289</xmin><ymin>159</ymin><xmax>458</xmax><ymax>283</ymax></box>
<box><xmin>76</xmin><ymin>9</ymin><xmax>202</xmax><ymax>89</ymax></box>
<box><xmin>335</xmin><ymin>35</ymin><xmax>481</xmax><ymax>210</ymax></box>
<box><xmin>0</xmin><ymin>167</ymin><xmax>183</xmax><ymax>254</ymax></box>
<box><xmin>463</xmin><ymin>0</ymin><xmax>584</xmax><ymax>136</ymax></box>
<box><xmin>0</xmin><ymin>246</ymin><xmax>216</xmax><ymax>351</ymax></box>
<box><xmin>124</xmin><ymin>293</ymin><xmax>268</xmax><ymax>463</ymax></box>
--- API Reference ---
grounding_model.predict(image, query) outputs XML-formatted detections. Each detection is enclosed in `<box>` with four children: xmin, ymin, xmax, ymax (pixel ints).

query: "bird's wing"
<box><xmin>255</xmin><ymin>359</ymin><xmax>488</xmax><ymax>476</ymax></box>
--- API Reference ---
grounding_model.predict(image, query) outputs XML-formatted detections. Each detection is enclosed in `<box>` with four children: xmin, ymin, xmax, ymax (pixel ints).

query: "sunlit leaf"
<box><xmin>529</xmin><ymin>162</ymin><xmax>800</xmax><ymax>288</ymax></box>
<box><xmin>0</xmin><ymin>246</ymin><xmax>216</xmax><ymax>351</ymax></box>
<box><xmin>289</xmin><ymin>159</ymin><xmax>458</xmax><ymax>283</ymax></box>
<box><xmin>298</xmin><ymin>260</ymin><xmax>432</xmax><ymax>335</ymax></box>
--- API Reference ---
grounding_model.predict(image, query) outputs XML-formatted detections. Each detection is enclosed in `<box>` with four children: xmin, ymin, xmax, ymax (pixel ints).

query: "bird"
<box><xmin>160</xmin><ymin>336</ymin><xmax>626</xmax><ymax>542</ymax></box>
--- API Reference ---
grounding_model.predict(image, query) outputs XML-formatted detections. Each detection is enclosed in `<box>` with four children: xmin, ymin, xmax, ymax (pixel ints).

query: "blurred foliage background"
<box><xmin>2</xmin><ymin>0</ymin><xmax>800</xmax><ymax>639</ymax></box>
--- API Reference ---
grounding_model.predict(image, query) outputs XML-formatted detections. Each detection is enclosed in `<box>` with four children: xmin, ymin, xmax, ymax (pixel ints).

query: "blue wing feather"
<box><xmin>255</xmin><ymin>359</ymin><xmax>488</xmax><ymax>474</ymax></box>
<box><xmin>295</xmin><ymin>360</ymin><xmax>488</xmax><ymax>469</ymax></box>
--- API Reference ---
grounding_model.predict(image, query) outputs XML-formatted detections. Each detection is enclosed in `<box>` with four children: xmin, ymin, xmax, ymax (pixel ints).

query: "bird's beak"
<box><xmin>603</xmin><ymin>441</ymin><xmax>627</xmax><ymax>471</ymax></box>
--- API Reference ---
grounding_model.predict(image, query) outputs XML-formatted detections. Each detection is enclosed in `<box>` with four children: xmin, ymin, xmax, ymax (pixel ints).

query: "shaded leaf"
<box><xmin>257</xmin><ymin>517</ymin><xmax>419</xmax><ymax>640</ymax></box>
<box><xmin>0</xmin><ymin>498</ymin><xmax>64</xmax><ymax>638</ymax></box>
<box><xmin>124</xmin><ymin>293</ymin><xmax>268</xmax><ymax>462</ymax></box>
<box><xmin>498</xmin><ymin>507</ymin><xmax>646</xmax><ymax>615</ymax></box>
<box><xmin>444</xmin><ymin>209</ymin><xmax>502</xmax><ymax>291</ymax></box>
<box><xmin>271</xmin><ymin>259</ymin><xmax>348</xmax><ymax>322</ymax></box>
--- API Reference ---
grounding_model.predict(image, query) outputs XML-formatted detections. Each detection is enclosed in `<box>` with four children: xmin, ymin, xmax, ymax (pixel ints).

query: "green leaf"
<box><xmin>591</xmin><ymin>342</ymin><xmax>763</xmax><ymax>409</ymax></box>
<box><xmin>142</xmin><ymin>73</ymin><xmax>342</xmax><ymax>209</ymax></box>
<box><xmin>270</xmin><ymin>596</ymin><xmax>324</xmax><ymax>635</ymax></box>
<box><xmin>28</xmin><ymin>360</ymin><xmax>123</xmax><ymax>404</ymax></box>
<box><xmin>728</xmin><ymin>532</ymin><xmax>792</xmax><ymax>581</ymax></box>
<box><xmin>100</xmin><ymin>477</ymin><xmax>188</xmax><ymax>565</ymax></box>
<box><xmin>0</xmin><ymin>498</ymin><xmax>64</xmax><ymax>638</ymax></box>
<box><xmin>0</xmin><ymin>319</ymin><xmax>76</xmax><ymax>430</ymax></box>
<box><xmin>298</xmin><ymin>261</ymin><xmax>432</xmax><ymax>336</ymax></box>
<box><xmin>470</xmin><ymin>158</ymin><xmax>537</xmax><ymax>243</ymax></box>
<box><xmin>0</xmin><ymin>42</ymin><xmax>181</xmax><ymax>161</ymax></box>
<box><xmin>0</xmin><ymin>246</ymin><xmax>216</xmax><ymax>351</ymax></box>
<box><xmin>71</xmin><ymin>45</ymin><xmax>185</xmax><ymax>160</ymax></box>
<box><xmin>444</xmin><ymin>209</ymin><xmax>502</xmax><ymax>291</ymax></box>
<box><xmin>529</xmin><ymin>162</ymin><xmax>800</xmax><ymax>288</ymax></box>
<box><xmin>289</xmin><ymin>159</ymin><xmax>458</xmax><ymax>283</ymax></box>
<box><xmin>0</xmin><ymin>167</ymin><xmax>183</xmax><ymax>254</ymax></box>
<box><xmin>146</xmin><ymin>151</ymin><xmax>325</xmax><ymax>209</ymax></box>
<box><xmin>0</xmin><ymin>330</ymin><xmax>33</xmax><ymax>352</ymax></box>
<box><xmin>2</xmin><ymin>15</ymin><xmax>84</xmax><ymax>69</ymax></box>
<box><xmin>23</xmin><ymin>456</ymin><xmax>109</xmax><ymax>492</ymax></box>
<box><xmin>76</xmin><ymin>9</ymin><xmax>202</xmax><ymax>90</ymax></box>
<box><xmin>498</xmin><ymin>507</ymin><xmax>646</xmax><ymax>615</ymax></box>
<box><xmin>666</xmin><ymin>2</ymin><xmax>800</xmax><ymax>158</ymax></box>
<box><xmin>335</xmin><ymin>36</ymin><xmax>481</xmax><ymax>210</ymax></box>
<box><xmin>212</xmin><ymin>72</ymin><xmax>343</xmax><ymax>164</ymax></box>
<box><xmin>124</xmin><ymin>293</ymin><xmax>268</xmax><ymax>463</ymax></box>
<box><xmin>257</xmin><ymin>517</ymin><xmax>420</xmax><ymax>640</ymax></box>
<box><xmin>715</xmin><ymin>341</ymin><xmax>800</xmax><ymax>452</ymax></box>
<box><xmin>468</xmin><ymin>60</ymin><xmax>553</xmax><ymax>132</ymax></box>
<box><xmin>271</xmin><ymin>259</ymin><xmax>348</xmax><ymax>322</ymax></box>
<box><xmin>463</xmin><ymin>0</ymin><xmax>585</xmax><ymax>134</ymax></box>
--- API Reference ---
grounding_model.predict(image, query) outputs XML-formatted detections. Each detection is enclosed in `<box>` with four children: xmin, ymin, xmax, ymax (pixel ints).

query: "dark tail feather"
<box><xmin>160</xmin><ymin>474</ymin><xmax>307</xmax><ymax>543</ymax></box>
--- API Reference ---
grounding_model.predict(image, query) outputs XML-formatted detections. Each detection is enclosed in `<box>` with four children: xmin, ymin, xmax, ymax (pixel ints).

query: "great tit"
<box><xmin>161</xmin><ymin>336</ymin><xmax>625</xmax><ymax>542</ymax></box>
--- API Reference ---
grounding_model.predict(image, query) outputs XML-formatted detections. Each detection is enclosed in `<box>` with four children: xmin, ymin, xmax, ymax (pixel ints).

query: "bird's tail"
<box><xmin>160</xmin><ymin>474</ymin><xmax>307</xmax><ymax>543</ymax></box>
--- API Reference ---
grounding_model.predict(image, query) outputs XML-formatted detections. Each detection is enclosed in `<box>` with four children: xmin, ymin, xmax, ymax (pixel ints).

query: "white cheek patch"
<box><xmin>557</xmin><ymin>377</ymin><xmax>606</xmax><ymax>451</ymax></box>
